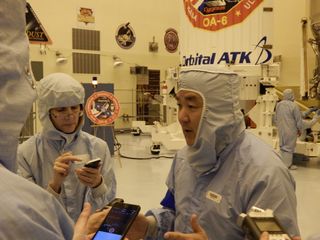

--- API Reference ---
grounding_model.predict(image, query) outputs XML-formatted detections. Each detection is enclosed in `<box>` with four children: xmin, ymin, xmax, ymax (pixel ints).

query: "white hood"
<box><xmin>0</xmin><ymin>0</ymin><xmax>36</xmax><ymax>172</ymax></box>
<box><xmin>283</xmin><ymin>89</ymin><xmax>295</xmax><ymax>101</ymax></box>
<box><xmin>178</xmin><ymin>66</ymin><xmax>245</xmax><ymax>176</ymax></box>
<box><xmin>37</xmin><ymin>73</ymin><xmax>85</xmax><ymax>144</ymax></box>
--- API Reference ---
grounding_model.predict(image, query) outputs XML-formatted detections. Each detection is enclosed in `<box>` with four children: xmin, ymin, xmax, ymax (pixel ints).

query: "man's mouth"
<box><xmin>64</xmin><ymin>123</ymin><xmax>76</xmax><ymax>127</ymax></box>
<box><xmin>183</xmin><ymin>129</ymin><xmax>192</xmax><ymax>133</ymax></box>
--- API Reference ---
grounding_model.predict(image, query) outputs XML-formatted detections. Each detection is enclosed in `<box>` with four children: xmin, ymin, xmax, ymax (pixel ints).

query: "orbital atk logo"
<box><xmin>182</xmin><ymin>36</ymin><xmax>272</xmax><ymax>66</ymax></box>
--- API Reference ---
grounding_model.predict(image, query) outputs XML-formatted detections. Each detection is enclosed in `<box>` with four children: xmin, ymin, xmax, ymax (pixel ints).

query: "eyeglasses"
<box><xmin>50</xmin><ymin>106</ymin><xmax>83</xmax><ymax>118</ymax></box>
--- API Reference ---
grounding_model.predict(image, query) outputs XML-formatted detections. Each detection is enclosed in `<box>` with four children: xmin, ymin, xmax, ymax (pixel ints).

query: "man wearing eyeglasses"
<box><xmin>17</xmin><ymin>73</ymin><xmax>117</xmax><ymax>222</ymax></box>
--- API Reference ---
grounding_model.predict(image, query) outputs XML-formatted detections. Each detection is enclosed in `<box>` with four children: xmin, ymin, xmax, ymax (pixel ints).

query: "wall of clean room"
<box><xmin>273</xmin><ymin>0</ymin><xmax>314</xmax><ymax>87</ymax></box>
<box><xmin>27</xmin><ymin>0</ymin><xmax>316</xmax><ymax>132</ymax></box>
<box><xmin>27</xmin><ymin>0</ymin><xmax>180</xmax><ymax>130</ymax></box>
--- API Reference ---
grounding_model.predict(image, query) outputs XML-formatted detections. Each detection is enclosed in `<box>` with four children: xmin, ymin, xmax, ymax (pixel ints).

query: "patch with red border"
<box><xmin>183</xmin><ymin>0</ymin><xmax>263</xmax><ymax>31</ymax></box>
<box><xmin>164</xmin><ymin>28</ymin><xmax>179</xmax><ymax>53</ymax></box>
<box><xmin>85</xmin><ymin>91</ymin><xmax>120</xmax><ymax>125</ymax></box>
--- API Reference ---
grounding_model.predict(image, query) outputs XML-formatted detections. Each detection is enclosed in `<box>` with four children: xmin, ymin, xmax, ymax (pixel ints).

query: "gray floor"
<box><xmin>114</xmin><ymin>133</ymin><xmax>320</xmax><ymax>239</ymax></box>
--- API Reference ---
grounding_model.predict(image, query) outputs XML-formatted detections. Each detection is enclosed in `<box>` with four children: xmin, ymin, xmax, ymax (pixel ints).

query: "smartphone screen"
<box><xmin>92</xmin><ymin>202</ymin><xmax>140</xmax><ymax>240</ymax></box>
<box><xmin>255</xmin><ymin>218</ymin><xmax>283</xmax><ymax>232</ymax></box>
<box><xmin>243</xmin><ymin>215</ymin><xmax>291</xmax><ymax>240</ymax></box>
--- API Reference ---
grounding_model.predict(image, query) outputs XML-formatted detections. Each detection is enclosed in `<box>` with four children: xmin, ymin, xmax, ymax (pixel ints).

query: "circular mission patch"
<box><xmin>183</xmin><ymin>0</ymin><xmax>263</xmax><ymax>31</ymax></box>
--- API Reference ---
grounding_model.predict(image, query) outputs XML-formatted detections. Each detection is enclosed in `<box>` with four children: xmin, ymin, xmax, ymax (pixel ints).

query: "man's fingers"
<box><xmin>82</xmin><ymin>166</ymin><xmax>101</xmax><ymax>173</ymax></box>
<box><xmin>60</xmin><ymin>152</ymin><xmax>72</xmax><ymax>157</ymax></box>
<box><xmin>164</xmin><ymin>215</ymin><xmax>208</xmax><ymax>240</ymax></box>
<box><xmin>59</xmin><ymin>156</ymin><xmax>82</xmax><ymax>163</ymax></box>
<box><xmin>291</xmin><ymin>237</ymin><xmax>301</xmax><ymax>240</ymax></box>
<box><xmin>87</xmin><ymin>208</ymin><xmax>109</xmax><ymax>235</ymax></box>
<box><xmin>260</xmin><ymin>232</ymin><xmax>269</xmax><ymax>240</ymax></box>
<box><xmin>55</xmin><ymin>162</ymin><xmax>70</xmax><ymax>169</ymax></box>
<box><xmin>53</xmin><ymin>166</ymin><xmax>69</xmax><ymax>175</ymax></box>
<box><xmin>190</xmin><ymin>214</ymin><xmax>202</xmax><ymax>233</ymax></box>
<box><xmin>73</xmin><ymin>203</ymin><xmax>92</xmax><ymax>240</ymax></box>
<box><xmin>164</xmin><ymin>231</ymin><xmax>185</xmax><ymax>240</ymax></box>
<box><xmin>57</xmin><ymin>152</ymin><xmax>82</xmax><ymax>163</ymax></box>
<box><xmin>78</xmin><ymin>202</ymin><xmax>91</xmax><ymax>225</ymax></box>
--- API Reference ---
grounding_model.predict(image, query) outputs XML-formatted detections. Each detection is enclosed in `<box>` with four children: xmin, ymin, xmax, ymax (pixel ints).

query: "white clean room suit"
<box><xmin>18</xmin><ymin>73</ymin><xmax>116</xmax><ymax>221</ymax></box>
<box><xmin>146</xmin><ymin>67</ymin><xmax>300</xmax><ymax>240</ymax></box>
<box><xmin>275</xmin><ymin>89</ymin><xmax>303</xmax><ymax>167</ymax></box>
<box><xmin>0</xmin><ymin>1</ymin><xmax>74</xmax><ymax>239</ymax></box>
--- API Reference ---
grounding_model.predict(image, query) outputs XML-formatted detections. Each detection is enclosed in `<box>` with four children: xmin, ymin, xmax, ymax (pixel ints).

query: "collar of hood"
<box><xmin>42</xmin><ymin>114</ymin><xmax>84</xmax><ymax>148</ymax></box>
<box><xmin>178</xmin><ymin>66</ymin><xmax>245</xmax><ymax>177</ymax></box>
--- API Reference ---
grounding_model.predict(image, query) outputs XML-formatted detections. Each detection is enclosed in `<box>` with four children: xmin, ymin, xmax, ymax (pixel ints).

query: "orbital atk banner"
<box><xmin>179</xmin><ymin>0</ymin><xmax>273</xmax><ymax>66</ymax></box>
<box><xmin>182</xmin><ymin>36</ymin><xmax>272</xmax><ymax>66</ymax></box>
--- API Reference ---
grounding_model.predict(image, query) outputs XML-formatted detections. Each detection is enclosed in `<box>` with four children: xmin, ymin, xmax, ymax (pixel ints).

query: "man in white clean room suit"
<box><xmin>275</xmin><ymin>89</ymin><xmax>303</xmax><ymax>170</ymax></box>
<box><xmin>126</xmin><ymin>66</ymin><xmax>300</xmax><ymax>240</ymax></box>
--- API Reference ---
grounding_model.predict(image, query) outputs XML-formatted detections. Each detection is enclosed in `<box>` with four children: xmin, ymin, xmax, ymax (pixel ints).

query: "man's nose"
<box><xmin>178</xmin><ymin>108</ymin><xmax>189</xmax><ymax>122</ymax></box>
<box><xmin>64</xmin><ymin>108</ymin><xmax>76</xmax><ymax>118</ymax></box>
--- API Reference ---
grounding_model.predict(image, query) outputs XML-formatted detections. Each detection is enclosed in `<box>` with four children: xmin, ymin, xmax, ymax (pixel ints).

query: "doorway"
<box><xmin>136</xmin><ymin>69</ymin><xmax>160</xmax><ymax>125</ymax></box>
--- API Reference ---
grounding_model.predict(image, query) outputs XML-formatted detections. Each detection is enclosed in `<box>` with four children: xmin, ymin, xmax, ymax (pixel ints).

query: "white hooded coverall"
<box><xmin>0</xmin><ymin>1</ymin><xmax>74</xmax><ymax>239</ymax></box>
<box><xmin>145</xmin><ymin>67</ymin><xmax>300</xmax><ymax>240</ymax></box>
<box><xmin>18</xmin><ymin>73</ymin><xmax>116</xmax><ymax>221</ymax></box>
<box><xmin>275</xmin><ymin>89</ymin><xmax>303</xmax><ymax>168</ymax></box>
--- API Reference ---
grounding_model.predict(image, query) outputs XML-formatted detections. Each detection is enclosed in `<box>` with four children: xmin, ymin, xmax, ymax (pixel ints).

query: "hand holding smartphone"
<box><xmin>92</xmin><ymin>202</ymin><xmax>141</xmax><ymax>240</ymax></box>
<box><xmin>84</xmin><ymin>158</ymin><xmax>101</xmax><ymax>169</ymax></box>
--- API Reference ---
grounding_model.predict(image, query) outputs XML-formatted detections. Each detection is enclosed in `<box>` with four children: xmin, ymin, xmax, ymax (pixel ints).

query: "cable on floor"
<box><xmin>113</xmin><ymin>132</ymin><xmax>175</xmax><ymax>160</ymax></box>
<box><xmin>117</xmin><ymin>150</ymin><xmax>174</xmax><ymax>160</ymax></box>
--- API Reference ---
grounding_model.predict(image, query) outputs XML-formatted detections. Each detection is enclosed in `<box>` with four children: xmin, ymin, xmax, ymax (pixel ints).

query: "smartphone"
<box><xmin>84</xmin><ymin>158</ymin><xmax>101</xmax><ymax>168</ymax></box>
<box><xmin>92</xmin><ymin>202</ymin><xmax>141</xmax><ymax>240</ymax></box>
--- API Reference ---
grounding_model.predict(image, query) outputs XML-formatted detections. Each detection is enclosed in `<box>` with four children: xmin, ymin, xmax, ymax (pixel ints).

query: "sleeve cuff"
<box><xmin>144</xmin><ymin>216</ymin><xmax>158</xmax><ymax>239</ymax></box>
<box><xmin>91</xmin><ymin>177</ymin><xmax>107</xmax><ymax>198</ymax></box>
<box><xmin>47</xmin><ymin>184</ymin><xmax>61</xmax><ymax>199</ymax></box>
